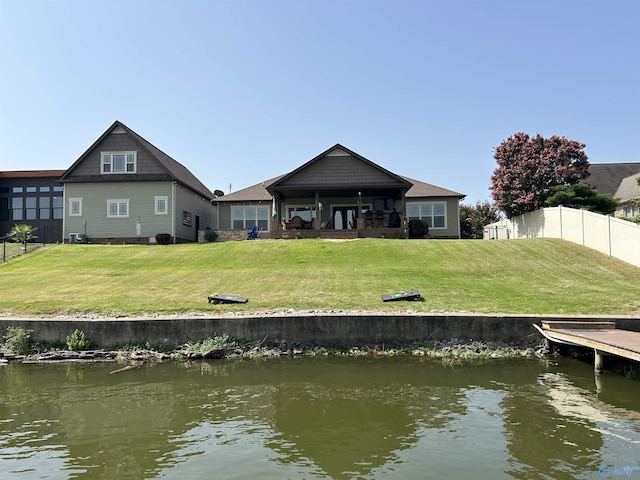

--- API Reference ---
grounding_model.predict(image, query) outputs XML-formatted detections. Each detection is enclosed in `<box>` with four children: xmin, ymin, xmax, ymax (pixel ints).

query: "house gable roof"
<box><xmin>614</xmin><ymin>173</ymin><xmax>640</xmax><ymax>203</ymax></box>
<box><xmin>587</xmin><ymin>163</ymin><xmax>640</xmax><ymax>196</ymax></box>
<box><xmin>266</xmin><ymin>144</ymin><xmax>413</xmax><ymax>197</ymax></box>
<box><xmin>59</xmin><ymin>121</ymin><xmax>214</xmax><ymax>200</ymax></box>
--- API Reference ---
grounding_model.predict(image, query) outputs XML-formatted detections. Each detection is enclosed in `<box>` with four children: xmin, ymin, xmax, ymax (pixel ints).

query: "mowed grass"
<box><xmin>0</xmin><ymin>238</ymin><xmax>638</xmax><ymax>316</ymax></box>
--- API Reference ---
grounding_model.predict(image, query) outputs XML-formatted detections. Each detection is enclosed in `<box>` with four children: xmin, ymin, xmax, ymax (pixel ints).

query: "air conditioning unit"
<box><xmin>69</xmin><ymin>233</ymin><xmax>87</xmax><ymax>244</ymax></box>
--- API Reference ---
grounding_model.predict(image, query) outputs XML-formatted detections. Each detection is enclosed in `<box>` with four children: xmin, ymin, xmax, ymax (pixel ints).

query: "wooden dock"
<box><xmin>534</xmin><ymin>321</ymin><xmax>640</xmax><ymax>373</ymax></box>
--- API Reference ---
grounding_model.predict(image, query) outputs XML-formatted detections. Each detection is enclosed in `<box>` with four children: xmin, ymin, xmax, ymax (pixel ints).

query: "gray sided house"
<box><xmin>215</xmin><ymin>144</ymin><xmax>465</xmax><ymax>239</ymax></box>
<box><xmin>59</xmin><ymin>121</ymin><xmax>216</xmax><ymax>244</ymax></box>
<box><xmin>587</xmin><ymin>162</ymin><xmax>640</xmax><ymax>219</ymax></box>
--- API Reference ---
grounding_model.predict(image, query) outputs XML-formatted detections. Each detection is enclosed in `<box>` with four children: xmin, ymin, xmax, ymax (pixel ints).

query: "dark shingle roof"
<box><xmin>60</xmin><ymin>121</ymin><xmax>214</xmax><ymax>200</ymax></box>
<box><xmin>215</xmin><ymin>175</ymin><xmax>465</xmax><ymax>202</ymax></box>
<box><xmin>614</xmin><ymin>173</ymin><xmax>640</xmax><ymax>202</ymax></box>
<box><xmin>587</xmin><ymin>163</ymin><xmax>640</xmax><ymax>196</ymax></box>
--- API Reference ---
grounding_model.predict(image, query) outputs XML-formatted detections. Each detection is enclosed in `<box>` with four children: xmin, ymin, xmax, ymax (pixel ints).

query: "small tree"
<box><xmin>460</xmin><ymin>201</ymin><xmax>502</xmax><ymax>239</ymax></box>
<box><xmin>8</xmin><ymin>224</ymin><xmax>37</xmax><ymax>244</ymax></box>
<box><xmin>545</xmin><ymin>183</ymin><xmax>618</xmax><ymax>214</ymax></box>
<box><xmin>490</xmin><ymin>132</ymin><xmax>589</xmax><ymax>218</ymax></box>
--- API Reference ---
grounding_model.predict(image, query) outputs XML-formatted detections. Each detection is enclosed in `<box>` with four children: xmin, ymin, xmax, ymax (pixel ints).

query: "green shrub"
<box><xmin>408</xmin><ymin>219</ymin><xmax>429</xmax><ymax>238</ymax></box>
<box><xmin>66</xmin><ymin>329</ymin><xmax>93</xmax><ymax>351</ymax></box>
<box><xmin>204</xmin><ymin>230</ymin><xmax>218</xmax><ymax>242</ymax></box>
<box><xmin>3</xmin><ymin>326</ymin><xmax>33</xmax><ymax>354</ymax></box>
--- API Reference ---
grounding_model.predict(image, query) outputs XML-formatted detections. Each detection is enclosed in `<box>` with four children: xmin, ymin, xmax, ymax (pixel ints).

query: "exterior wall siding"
<box><xmin>173</xmin><ymin>184</ymin><xmax>216</xmax><ymax>242</ymax></box>
<box><xmin>66</xmin><ymin>132</ymin><xmax>172</xmax><ymax>180</ymax></box>
<box><xmin>63</xmin><ymin>182</ymin><xmax>174</xmax><ymax>242</ymax></box>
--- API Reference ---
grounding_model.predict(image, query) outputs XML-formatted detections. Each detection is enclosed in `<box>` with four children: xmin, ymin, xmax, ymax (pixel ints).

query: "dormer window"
<box><xmin>102</xmin><ymin>152</ymin><xmax>137</xmax><ymax>174</ymax></box>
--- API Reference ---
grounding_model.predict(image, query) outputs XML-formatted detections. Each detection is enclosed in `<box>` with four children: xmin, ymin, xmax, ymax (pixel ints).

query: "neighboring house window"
<box><xmin>39</xmin><ymin>197</ymin><xmax>50</xmax><ymax>220</ymax></box>
<box><xmin>407</xmin><ymin>202</ymin><xmax>446</xmax><ymax>228</ymax></box>
<box><xmin>52</xmin><ymin>196</ymin><xmax>63</xmax><ymax>219</ymax></box>
<box><xmin>11</xmin><ymin>197</ymin><xmax>22</xmax><ymax>220</ymax></box>
<box><xmin>155</xmin><ymin>196</ymin><xmax>168</xmax><ymax>215</ymax></box>
<box><xmin>69</xmin><ymin>198</ymin><xmax>82</xmax><ymax>216</ymax></box>
<box><xmin>107</xmin><ymin>199</ymin><xmax>129</xmax><ymax>218</ymax></box>
<box><xmin>25</xmin><ymin>197</ymin><xmax>37</xmax><ymax>220</ymax></box>
<box><xmin>232</xmin><ymin>206</ymin><xmax>269</xmax><ymax>230</ymax></box>
<box><xmin>623</xmin><ymin>204</ymin><xmax>638</xmax><ymax>217</ymax></box>
<box><xmin>101</xmin><ymin>152</ymin><xmax>137</xmax><ymax>174</ymax></box>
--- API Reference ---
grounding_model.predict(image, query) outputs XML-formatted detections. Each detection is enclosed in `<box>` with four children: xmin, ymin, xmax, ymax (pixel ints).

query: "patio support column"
<box><xmin>315</xmin><ymin>191</ymin><xmax>320</xmax><ymax>230</ymax></box>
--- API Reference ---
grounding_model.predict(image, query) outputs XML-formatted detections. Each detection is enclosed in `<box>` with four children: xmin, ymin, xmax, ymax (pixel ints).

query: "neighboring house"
<box><xmin>614</xmin><ymin>174</ymin><xmax>640</xmax><ymax>218</ymax></box>
<box><xmin>0</xmin><ymin>170</ymin><xmax>66</xmax><ymax>243</ymax></box>
<box><xmin>586</xmin><ymin>162</ymin><xmax>640</xmax><ymax>219</ymax></box>
<box><xmin>59</xmin><ymin>121</ymin><xmax>217</xmax><ymax>244</ymax></box>
<box><xmin>215</xmin><ymin>144</ymin><xmax>465</xmax><ymax>239</ymax></box>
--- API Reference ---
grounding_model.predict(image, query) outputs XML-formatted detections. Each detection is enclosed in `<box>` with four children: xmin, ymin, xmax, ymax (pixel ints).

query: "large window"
<box><xmin>407</xmin><ymin>202</ymin><xmax>446</xmax><ymax>229</ymax></box>
<box><xmin>102</xmin><ymin>152</ymin><xmax>137</xmax><ymax>174</ymax></box>
<box><xmin>107</xmin><ymin>199</ymin><xmax>129</xmax><ymax>218</ymax></box>
<box><xmin>232</xmin><ymin>206</ymin><xmax>269</xmax><ymax>230</ymax></box>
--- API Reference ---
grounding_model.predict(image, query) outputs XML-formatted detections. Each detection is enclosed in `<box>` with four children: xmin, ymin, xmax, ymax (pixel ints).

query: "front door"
<box><xmin>332</xmin><ymin>206</ymin><xmax>359</xmax><ymax>230</ymax></box>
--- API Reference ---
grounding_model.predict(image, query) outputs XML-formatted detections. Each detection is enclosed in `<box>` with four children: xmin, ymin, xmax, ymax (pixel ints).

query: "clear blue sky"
<box><xmin>1</xmin><ymin>0</ymin><xmax>638</xmax><ymax>205</ymax></box>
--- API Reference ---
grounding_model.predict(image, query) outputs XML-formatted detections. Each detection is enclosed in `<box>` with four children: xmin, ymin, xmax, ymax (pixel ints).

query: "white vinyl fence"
<box><xmin>483</xmin><ymin>206</ymin><xmax>640</xmax><ymax>268</ymax></box>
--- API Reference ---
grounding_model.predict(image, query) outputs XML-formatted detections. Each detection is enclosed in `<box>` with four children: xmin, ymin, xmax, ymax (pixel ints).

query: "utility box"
<box><xmin>69</xmin><ymin>233</ymin><xmax>87</xmax><ymax>244</ymax></box>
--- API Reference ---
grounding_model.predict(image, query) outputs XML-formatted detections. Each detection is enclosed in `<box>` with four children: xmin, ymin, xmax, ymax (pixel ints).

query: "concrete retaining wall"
<box><xmin>2</xmin><ymin>314</ymin><xmax>639</xmax><ymax>349</ymax></box>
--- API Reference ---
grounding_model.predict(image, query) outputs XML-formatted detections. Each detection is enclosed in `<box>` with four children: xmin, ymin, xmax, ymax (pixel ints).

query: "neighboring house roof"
<box><xmin>614</xmin><ymin>173</ymin><xmax>640</xmax><ymax>203</ymax></box>
<box><xmin>60</xmin><ymin>121</ymin><xmax>215</xmax><ymax>200</ymax></box>
<box><xmin>402</xmin><ymin>176</ymin><xmax>465</xmax><ymax>198</ymax></box>
<box><xmin>586</xmin><ymin>163</ymin><xmax>640</xmax><ymax>196</ymax></box>
<box><xmin>0</xmin><ymin>170</ymin><xmax>66</xmax><ymax>179</ymax></box>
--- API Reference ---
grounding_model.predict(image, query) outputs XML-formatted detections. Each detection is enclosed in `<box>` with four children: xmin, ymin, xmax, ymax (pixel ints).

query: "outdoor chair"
<box><xmin>290</xmin><ymin>216</ymin><xmax>304</xmax><ymax>229</ymax></box>
<box><xmin>247</xmin><ymin>226</ymin><xmax>262</xmax><ymax>240</ymax></box>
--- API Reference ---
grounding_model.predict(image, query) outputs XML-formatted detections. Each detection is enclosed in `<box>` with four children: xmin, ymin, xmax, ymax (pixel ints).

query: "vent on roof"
<box><xmin>327</xmin><ymin>148</ymin><xmax>350</xmax><ymax>156</ymax></box>
<box><xmin>113</xmin><ymin>126</ymin><xmax>126</xmax><ymax>134</ymax></box>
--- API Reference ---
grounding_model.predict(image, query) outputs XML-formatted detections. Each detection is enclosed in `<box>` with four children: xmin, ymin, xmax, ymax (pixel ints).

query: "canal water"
<box><xmin>1</xmin><ymin>356</ymin><xmax>640</xmax><ymax>479</ymax></box>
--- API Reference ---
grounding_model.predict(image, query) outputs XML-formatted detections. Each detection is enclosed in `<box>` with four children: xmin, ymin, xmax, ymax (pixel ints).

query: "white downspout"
<box><xmin>172</xmin><ymin>182</ymin><xmax>177</xmax><ymax>244</ymax></box>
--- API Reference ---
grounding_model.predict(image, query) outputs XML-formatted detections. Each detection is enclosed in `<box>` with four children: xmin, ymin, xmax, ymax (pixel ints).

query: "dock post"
<box><xmin>594</xmin><ymin>349</ymin><xmax>604</xmax><ymax>374</ymax></box>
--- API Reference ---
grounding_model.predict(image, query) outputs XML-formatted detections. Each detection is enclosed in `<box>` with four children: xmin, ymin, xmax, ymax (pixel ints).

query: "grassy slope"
<box><xmin>0</xmin><ymin>238</ymin><xmax>638</xmax><ymax>316</ymax></box>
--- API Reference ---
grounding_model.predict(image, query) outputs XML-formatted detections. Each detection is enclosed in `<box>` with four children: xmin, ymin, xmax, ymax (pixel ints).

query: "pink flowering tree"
<box><xmin>490</xmin><ymin>132</ymin><xmax>589</xmax><ymax>218</ymax></box>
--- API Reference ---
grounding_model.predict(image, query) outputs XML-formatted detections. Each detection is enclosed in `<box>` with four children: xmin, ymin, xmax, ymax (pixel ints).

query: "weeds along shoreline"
<box><xmin>1</xmin><ymin>334</ymin><xmax>549</xmax><ymax>368</ymax></box>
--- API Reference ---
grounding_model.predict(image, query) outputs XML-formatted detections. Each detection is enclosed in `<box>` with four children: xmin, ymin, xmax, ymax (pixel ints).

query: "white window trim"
<box><xmin>407</xmin><ymin>201</ymin><xmax>447</xmax><ymax>229</ymax></box>
<box><xmin>107</xmin><ymin>199</ymin><xmax>130</xmax><ymax>218</ymax></box>
<box><xmin>154</xmin><ymin>196</ymin><xmax>168</xmax><ymax>215</ymax></box>
<box><xmin>69</xmin><ymin>198</ymin><xmax>82</xmax><ymax>216</ymax></box>
<box><xmin>101</xmin><ymin>151</ymin><xmax>137</xmax><ymax>174</ymax></box>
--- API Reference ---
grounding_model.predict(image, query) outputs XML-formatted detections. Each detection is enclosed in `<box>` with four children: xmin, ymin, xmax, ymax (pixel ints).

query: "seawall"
<box><xmin>2</xmin><ymin>313</ymin><xmax>639</xmax><ymax>348</ymax></box>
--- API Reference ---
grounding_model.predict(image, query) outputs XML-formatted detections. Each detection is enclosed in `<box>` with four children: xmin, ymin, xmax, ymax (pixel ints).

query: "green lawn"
<box><xmin>1</xmin><ymin>238</ymin><xmax>638</xmax><ymax>316</ymax></box>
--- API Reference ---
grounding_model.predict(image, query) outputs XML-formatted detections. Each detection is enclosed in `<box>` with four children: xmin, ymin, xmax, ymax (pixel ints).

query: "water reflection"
<box><xmin>1</xmin><ymin>357</ymin><xmax>640</xmax><ymax>479</ymax></box>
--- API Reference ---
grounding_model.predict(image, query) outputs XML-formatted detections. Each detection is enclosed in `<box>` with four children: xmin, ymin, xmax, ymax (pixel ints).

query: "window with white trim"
<box><xmin>232</xmin><ymin>206</ymin><xmax>269</xmax><ymax>230</ymax></box>
<box><xmin>407</xmin><ymin>202</ymin><xmax>446</xmax><ymax>228</ymax></box>
<box><xmin>107</xmin><ymin>199</ymin><xmax>129</xmax><ymax>218</ymax></box>
<box><xmin>101</xmin><ymin>152</ymin><xmax>137</xmax><ymax>174</ymax></box>
<box><xmin>69</xmin><ymin>198</ymin><xmax>82</xmax><ymax>216</ymax></box>
<box><xmin>155</xmin><ymin>196</ymin><xmax>168</xmax><ymax>215</ymax></box>
<box><xmin>286</xmin><ymin>206</ymin><xmax>317</xmax><ymax>222</ymax></box>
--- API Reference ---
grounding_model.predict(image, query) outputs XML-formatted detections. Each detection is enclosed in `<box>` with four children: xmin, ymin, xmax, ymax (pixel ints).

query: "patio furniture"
<box><xmin>247</xmin><ymin>226</ymin><xmax>262</xmax><ymax>239</ymax></box>
<box><xmin>364</xmin><ymin>210</ymin><xmax>373</xmax><ymax>228</ymax></box>
<box><xmin>375</xmin><ymin>211</ymin><xmax>384</xmax><ymax>227</ymax></box>
<box><xmin>290</xmin><ymin>216</ymin><xmax>304</xmax><ymax>229</ymax></box>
